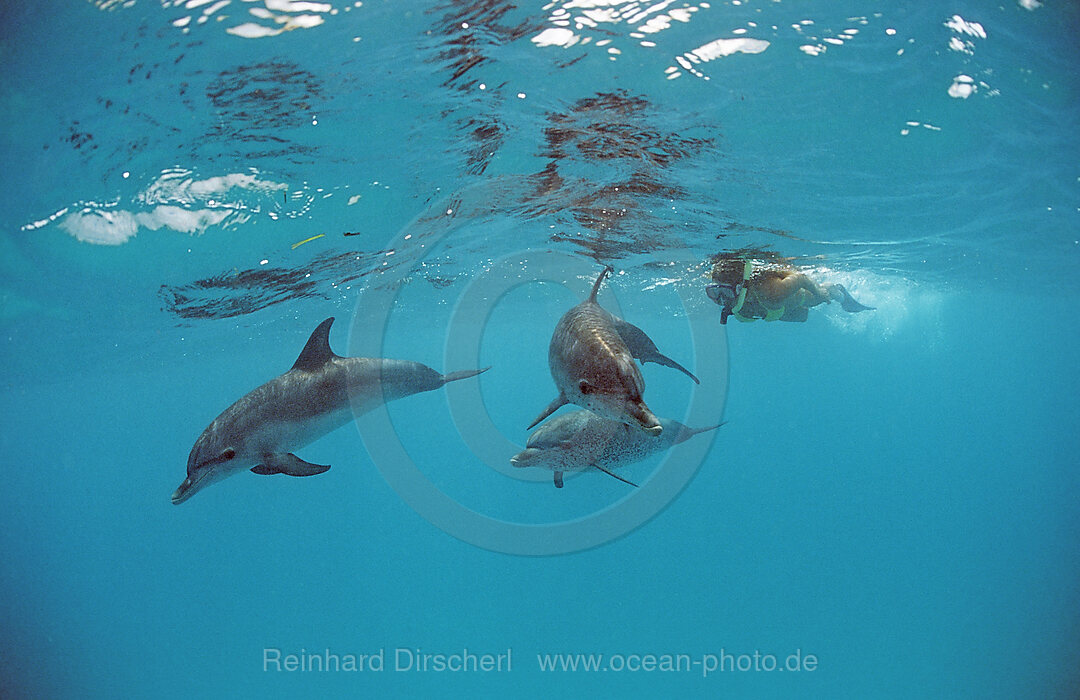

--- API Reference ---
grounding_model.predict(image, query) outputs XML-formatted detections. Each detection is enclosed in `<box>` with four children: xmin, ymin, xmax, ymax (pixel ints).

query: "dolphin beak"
<box><xmin>626</xmin><ymin>401</ymin><xmax>663</xmax><ymax>436</ymax></box>
<box><xmin>510</xmin><ymin>449</ymin><xmax>538</xmax><ymax>467</ymax></box>
<box><xmin>171</xmin><ymin>476</ymin><xmax>198</xmax><ymax>505</ymax></box>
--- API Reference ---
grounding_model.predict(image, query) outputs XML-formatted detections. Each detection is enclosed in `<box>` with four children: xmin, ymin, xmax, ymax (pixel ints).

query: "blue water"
<box><xmin>2</xmin><ymin>1</ymin><xmax>1078</xmax><ymax>697</ymax></box>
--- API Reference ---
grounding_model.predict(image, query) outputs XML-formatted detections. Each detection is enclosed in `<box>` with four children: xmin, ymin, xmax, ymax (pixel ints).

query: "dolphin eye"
<box><xmin>221</xmin><ymin>448</ymin><xmax>236</xmax><ymax>461</ymax></box>
<box><xmin>578</xmin><ymin>380</ymin><xmax>592</xmax><ymax>395</ymax></box>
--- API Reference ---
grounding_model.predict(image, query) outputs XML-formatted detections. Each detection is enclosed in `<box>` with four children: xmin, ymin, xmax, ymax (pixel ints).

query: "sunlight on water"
<box><xmin>22</xmin><ymin>168</ymin><xmax>311</xmax><ymax>244</ymax></box>
<box><xmin>152</xmin><ymin>0</ymin><xmax>347</xmax><ymax>38</ymax></box>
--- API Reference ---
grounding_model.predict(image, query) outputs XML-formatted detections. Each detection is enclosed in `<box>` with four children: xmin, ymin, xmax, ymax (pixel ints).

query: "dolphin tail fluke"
<box><xmin>612</xmin><ymin>318</ymin><xmax>700</xmax><ymax>384</ymax></box>
<box><xmin>831</xmin><ymin>284</ymin><xmax>874</xmax><ymax>313</ymax></box>
<box><xmin>674</xmin><ymin>421</ymin><xmax>726</xmax><ymax>445</ymax></box>
<box><xmin>251</xmin><ymin>453</ymin><xmax>331</xmax><ymax>477</ymax></box>
<box><xmin>442</xmin><ymin>366</ymin><xmax>491</xmax><ymax>384</ymax></box>
<box><xmin>528</xmin><ymin>394</ymin><xmax>568</xmax><ymax>430</ymax></box>
<box><xmin>593</xmin><ymin>463</ymin><xmax>638</xmax><ymax>488</ymax></box>
<box><xmin>588</xmin><ymin>265</ymin><xmax>614</xmax><ymax>302</ymax></box>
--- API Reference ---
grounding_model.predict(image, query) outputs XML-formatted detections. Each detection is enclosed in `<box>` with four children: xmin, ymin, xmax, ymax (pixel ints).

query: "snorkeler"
<box><xmin>706</xmin><ymin>254</ymin><xmax>874</xmax><ymax>324</ymax></box>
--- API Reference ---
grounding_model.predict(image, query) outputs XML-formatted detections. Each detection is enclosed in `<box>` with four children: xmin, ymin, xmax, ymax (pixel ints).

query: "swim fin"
<box><xmin>833</xmin><ymin>284</ymin><xmax>874</xmax><ymax>313</ymax></box>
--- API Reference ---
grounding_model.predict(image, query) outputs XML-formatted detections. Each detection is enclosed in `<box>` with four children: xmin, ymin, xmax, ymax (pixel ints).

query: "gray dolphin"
<box><xmin>172</xmin><ymin>317</ymin><xmax>489</xmax><ymax>504</ymax></box>
<box><xmin>512</xmin><ymin>410</ymin><xmax>721</xmax><ymax>488</ymax></box>
<box><xmin>528</xmin><ymin>266</ymin><xmax>698</xmax><ymax>435</ymax></box>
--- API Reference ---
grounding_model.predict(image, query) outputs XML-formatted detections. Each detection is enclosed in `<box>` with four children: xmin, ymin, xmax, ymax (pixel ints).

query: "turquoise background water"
<box><xmin>2</xmin><ymin>1</ymin><xmax>1078</xmax><ymax>697</ymax></box>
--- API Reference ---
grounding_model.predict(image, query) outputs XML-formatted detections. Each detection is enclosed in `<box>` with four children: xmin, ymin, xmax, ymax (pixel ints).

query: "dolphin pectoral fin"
<box><xmin>593</xmin><ymin>463</ymin><xmax>639</xmax><ymax>488</ymax></box>
<box><xmin>554</xmin><ymin>471</ymin><xmax>564</xmax><ymax>488</ymax></box>
<box><xmin>528</xmin><ymin>394</ymin><xmax>568</xmax><ymax>430</ymax></box>
<box><xmin>251</xmin><ymin>454</ymin><xmax>331</xmax><ymax>477</ymax></box>
<box><xmin>442</xmin><ymin>366</ymin><xmax>491</xmax><ymax>384</ymax></box>
<box><xmin>611</xmin><ymin>318</ymin><xmax>699</xmax><ymax>384</ymax></box>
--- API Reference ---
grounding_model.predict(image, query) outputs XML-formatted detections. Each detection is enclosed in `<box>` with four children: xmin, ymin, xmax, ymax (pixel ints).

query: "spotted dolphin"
<box><xmin>528</xmin><ymin>266</ymin><xmax>698</xmax><ymax>435</ymax></box>
<box><xmin>512</xmin><ymin>410</ymin><xmax>721</xmax><ymax>488</ymax></box>
<box><xmin>172</xmin><ymin>317</ymin><xmax>489</xmax><ymax>504</ymax></box>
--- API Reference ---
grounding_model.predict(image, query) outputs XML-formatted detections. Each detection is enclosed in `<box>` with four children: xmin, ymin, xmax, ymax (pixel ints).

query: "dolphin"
<box><xmin>512</xmin><ymin>410</ymin><xmax>722</xmax><ymax>488</ymax></box>
<box><xmin>528</xmin><ymin>266</ymin><xmax>698</xmax><ymax>435</ymax></box>
<box><xmin>172</xmin><ymin>317</ymin><xmax>489</xmax><ymax>504</ymax></box>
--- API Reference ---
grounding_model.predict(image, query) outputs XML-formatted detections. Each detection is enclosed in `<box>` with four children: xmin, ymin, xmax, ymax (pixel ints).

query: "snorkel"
<box><xmin>707</xmin><ymin>259</ymin><xmax>752</xmax><ymax>324</ymax></box>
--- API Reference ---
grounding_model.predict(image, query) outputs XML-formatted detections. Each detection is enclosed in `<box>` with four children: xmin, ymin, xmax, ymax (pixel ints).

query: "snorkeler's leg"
<box><xmin>795</xmin><ymin>276</ymin><xmax>832</xmax><ymax>306</ymax></box>
<box><xmin>767</xmin><ymin>273</ymin><xmax>831</xmax><ymax>307</ymax></box>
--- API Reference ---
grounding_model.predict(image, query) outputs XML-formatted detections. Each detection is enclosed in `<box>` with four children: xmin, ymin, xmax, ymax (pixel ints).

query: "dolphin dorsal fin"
<box><xmin>292</xmin><ymin>317</ymin><xmax>338</xmax><ymax>371</ymax></box>
<box><xmin>588</xmin><ymin>265</ymin><xmax>614</xmax><ymax>303</ymax></box>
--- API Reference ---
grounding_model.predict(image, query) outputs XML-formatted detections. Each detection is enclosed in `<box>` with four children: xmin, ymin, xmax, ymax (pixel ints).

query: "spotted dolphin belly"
<box><xmin>247</xmin><ymin>406</ymin><xmax>355</xmax><ymax>457</ymax></box>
